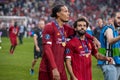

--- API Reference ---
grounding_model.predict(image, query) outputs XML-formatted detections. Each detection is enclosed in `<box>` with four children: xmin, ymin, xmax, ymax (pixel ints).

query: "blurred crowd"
<box><xmin>0</xmin><ymin>0</ymin><xmax>120</xmax><ymax>36</ymax></box>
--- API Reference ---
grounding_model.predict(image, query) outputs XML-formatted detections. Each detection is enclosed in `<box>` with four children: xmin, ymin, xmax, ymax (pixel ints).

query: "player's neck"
<box><xmin>56</xmin><ymin>19</ymin><xmax>64</xmax><ymax>28</ymax></box>
<box><xmin>79</xmin><ymin>35</ymin><xmax>85</xmax><ymax>40</ymax></box>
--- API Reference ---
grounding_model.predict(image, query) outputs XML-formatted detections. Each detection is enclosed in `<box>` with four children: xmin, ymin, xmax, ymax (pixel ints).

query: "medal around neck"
<box><xmin>62</xmin><ymin>42</ymin><xmax>66</xmax><ymax>47</ymax></box>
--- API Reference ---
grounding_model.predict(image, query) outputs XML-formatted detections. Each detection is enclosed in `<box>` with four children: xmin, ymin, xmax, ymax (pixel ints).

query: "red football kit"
<box><xmin>65</xmin><ymin>37</ymin><xmax>97</xmax><ymax>80</ymax></box>
<box><xmin>39</xmin><ymin>21</ymin><xmax>74</xmax><ymax>80</ymax></box>
<box><xmin>39</xmin><ymin>21</ymin><xmax>94</xmax><ymax>80</ymax></box>
<box><xmin>9</xmin><ymin>26</ymin><xmax>19</xmax><ymax>46</ymax></box>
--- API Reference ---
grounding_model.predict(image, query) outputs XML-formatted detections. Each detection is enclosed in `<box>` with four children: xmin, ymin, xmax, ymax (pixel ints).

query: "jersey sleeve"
<box><xmin>90</xmin><ymin>40</ymin><xmax>98</xmax><ymax>55</ymax></box>
<box><xmin>33</xmin><ymin>29</ymin><xmax>38</xmax><ymax>37</ymax></box>
<box><xmin>65</xmin><ymin>41</ymin><xmax>73</xmax><ymax>59</ymax></box>
<box><xmin>85</xmin><ymin>33</ymin><xmax>94</xmax><ymax>40</ymax></box>
<box><xmin>42</xmin><ymin>23</ymin><xmax>57</xmax><ymax>69</ymax></box>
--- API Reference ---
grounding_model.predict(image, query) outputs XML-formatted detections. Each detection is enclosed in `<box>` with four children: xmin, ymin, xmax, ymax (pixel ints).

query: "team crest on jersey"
<box><xmin>45</xmin><ymin>34</ymin><xmax>50</xmax><ymax>40</ymax></box>
<box><xmin>64</xmin><ymin>32</ymin><xmax>66</xmax><ymax>36</ymax></box>
<box><xmin>65</xmin><ymin>48</ymin><xmax>70</xmax><ymax>54</ymax></box>
<box><xmin>88</xmin><ymin>43</ymin><xmax>92</xmax><ymax>49</ymax></box>
<box><xmin>79</xmin><ymin>46</ymin><xmax>82</xmax><ymax>49</ymax></box>
<box><xmin>57</xmin><ymin>33</ymin><xmax>60</xmax><ymax>36</ymax></box>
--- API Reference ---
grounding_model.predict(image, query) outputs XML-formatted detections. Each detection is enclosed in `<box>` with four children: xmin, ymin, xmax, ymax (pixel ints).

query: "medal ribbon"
<box><xmin>76</xmin><ymin>36</ymin><xmax>89</xmax><ymax>53</ymax></box>
<box><xmin>54</xmin><ymin>21</ymin><xmax>66</xmax><ymax>42</ymax></box>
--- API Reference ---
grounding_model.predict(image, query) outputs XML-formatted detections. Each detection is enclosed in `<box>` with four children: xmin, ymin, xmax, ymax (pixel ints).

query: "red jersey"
<box><xmin>9</xmin><ymin>26</ymin><xmax>19</xmax><ymax>38</ymax></box>
<box><xmin>40</xmin><ymin>21</ymin><xmax>74</xmax><ymax>71</ymax></box>
<box><xmin>39</xmin><ymin>21</ymin><xmax>94</xmax><ymax>80</ymax></box>
<box><xmin>40</xmin><ymin>21</ymin><xmax>74</xmax><ymax>80</ymax></box>
<box><xmin>9</xmin><ymin>26</ymin><xmax>19</xmax><ymax>46</ymax></box>
<box><xmin>65</xmin><ymin>37</ymin><xmax>97</xmax><ymax>80</ymax></box>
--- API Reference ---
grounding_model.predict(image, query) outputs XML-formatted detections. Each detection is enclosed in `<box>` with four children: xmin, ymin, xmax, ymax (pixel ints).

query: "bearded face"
<box><xmin>114</xmin><ymin>19</ymin><xmax>120</xmax><ymax>28</ymax></box>
<box><xmin>75</xmin><ymin>21</ymin><xmax>87</xmax><ymax>36</ymax></box>
<box><xmin>77</xmin><ymin>29</ymin><xmax>86</xmax><ymax>36</ymax></box>
<box><xmin>114</xmin><ymin>12</ymin><xmax>120</xmax><ymax>28</ymax></box>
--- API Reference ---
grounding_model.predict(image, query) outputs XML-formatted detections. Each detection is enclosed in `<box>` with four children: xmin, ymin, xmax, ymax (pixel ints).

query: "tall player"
<box><xmin>9</xmin><ymin>21</ymin><xmax>19</xmax><ymax>54</ymax></box>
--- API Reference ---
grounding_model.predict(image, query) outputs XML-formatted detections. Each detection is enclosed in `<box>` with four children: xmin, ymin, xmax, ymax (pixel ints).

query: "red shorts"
<box><xmin>10</xmin><ymin>37</ymin><xmax>17</xmax><ymax>46</ymax></box>
<box><xmin>38</xmin><ymin>70</ymin><xmax>68</xmax><ymax>80</ymax></box>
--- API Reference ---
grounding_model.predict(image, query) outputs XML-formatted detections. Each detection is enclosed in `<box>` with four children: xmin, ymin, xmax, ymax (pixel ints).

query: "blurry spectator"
<box><xmin>18</xmin><ymin>21</ymin><xmax>25</xmax><ymax>44</ymax></box>
<box><xmin>0</xmin><ymin>0</ymin><xmax>120</xmax><ymax>37</ymax></box>
<box><xmin>93</xmin><ymin>18</ymin><xmax>104</xmax><ymax>41</ymax></box>
<box><xmin>86</xmin><ymin>25</ymin><xmax>93</xmax><ymax>36</ymax></box>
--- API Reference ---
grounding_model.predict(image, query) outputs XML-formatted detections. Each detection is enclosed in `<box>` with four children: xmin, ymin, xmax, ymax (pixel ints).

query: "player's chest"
<box><xmin>12</xmin><ymin>28</ymin><xmax>18</xmax><ymax>33</ymax></box>
<box><xmin>53</xmin><ymin>28</ymin><xmax>67</xmax><ymax>41</ymax></box>
<box><xmin>73</xmin><ymin>40</ymin><xmax>92</xmax><ymax>57</ymax></box>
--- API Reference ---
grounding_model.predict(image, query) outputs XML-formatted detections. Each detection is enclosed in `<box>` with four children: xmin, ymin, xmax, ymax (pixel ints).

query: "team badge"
<box><xmin>64</xmin><ymin>32</ymin><xmax>66</xmax><ymax>36</ymax></box>
<box><xmin>88</xmin><ymin>43</ymin><xmax>92</xmax><ymax>49</ymax></box>
<box><xmin>65</xmin><ymin>48</ymin><xmax>70</xmax><ymax>54</ymax></box>
<box><xmin>45</xmin><ymin>34</ymin><xmax>50</xmax><ymax>40</ymax></box>
<box><xmin>79</xmin><ymin>46</ymin><xmax>82</xmax><ymax>49</ymax></box>
<box><xmin>57</xmin><ymin>33</ymin><xmax>60</xmax><ymax>35</ymax></box>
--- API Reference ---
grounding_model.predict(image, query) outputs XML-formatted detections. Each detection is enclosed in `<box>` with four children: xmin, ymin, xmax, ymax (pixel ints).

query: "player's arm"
<box><xmin>91</xmin><ymin>40</ymin><xmax>113</xmax><ymax>63</ymax></box>
<box><xmin>65</xmin><ymin>43</ymin><xmax>78</xmax><ymax>80</ymax></box>
<box><xmin>42</xmin><ymin>24</ymin><xmax>57</xmax><ymax>69</ymax></box>
<box><xmin>85</xmin><ymin>33</ymin><xmax>101</xmax><ymax>48</ymax></box>
<box><xmin>66</xmin><ymin>58</ymin><xmax>78</xmax><ymax>80</ymax></box>
<box><xmin>16</xmin><ymin>27</ymin><xmax>19</xmax><ymax>36</ymax></box>
<box><xmin>42</xmin><ymin>24</ymin><xmax>60</xmax><ymax>79</ymax></box>
<box><xmin>94</xmin><ymin>53</ymin><xmax>113</xmax><ymax>64</ymax></box>
<box><xmin>33</xmin><ymin>33</ymin><xmax>40</xmax><ymax>52</ymax></box>
<box><xmin>106</xmin><ymin>28</ymin><xmax>120</xmax><ymax>44</ymax></box>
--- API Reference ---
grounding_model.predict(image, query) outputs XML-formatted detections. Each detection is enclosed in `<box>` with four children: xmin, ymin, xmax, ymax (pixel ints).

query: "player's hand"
<box><xmin>52</xmin><ymin>68</ymin><xmax>60</xmax><ymax>80</ymax></box>
<box><xmin>72</xmin><ymin>76</ymin><xmax>78</xmax><ymax>80</ymax></box>
<box><xmin>106</xmin><ymin>57</ymin><xmax>114</xmax><ymax>64</ymax></box>
<box><xmin>93</xmin><ymin>37</ymin><xmax>101</xmax><ymax>49</ymax></box>
<box><xmin>36</xmin><ymin>46</ymin><xmax>40</xmax><ymax>52</ymax></box>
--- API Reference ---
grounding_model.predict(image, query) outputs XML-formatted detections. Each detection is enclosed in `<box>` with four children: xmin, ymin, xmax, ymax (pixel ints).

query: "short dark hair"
<box><xmin>51</xmin><ymin>4</ymin><xmax>65</xmax><ymax>18</ymax></box>
<box><xmin>111</xmin><ymin>11</ymin><xmax>120</xmax><ymax>18</ymax></box>
<box><xmin>73</xmin><ymin>17</ymin><xmax>89</xmax><ymax>28</ymax></box>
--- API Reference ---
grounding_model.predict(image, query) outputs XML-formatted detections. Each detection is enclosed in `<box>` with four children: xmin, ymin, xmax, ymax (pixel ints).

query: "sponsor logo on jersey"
<box><xmin>57</xmin><ymin>33</ymin><xmax>60</xmax><ymax>36</ymax></box>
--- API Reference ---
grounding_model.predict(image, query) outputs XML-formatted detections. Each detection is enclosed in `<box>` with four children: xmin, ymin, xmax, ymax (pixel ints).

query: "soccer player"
<box><xmin>65</xmin><ymin>17</ymin><xmax>113</xmax><ymax>80</ymax></box>
<box><xmin>9</xmin><ymin>21</ymin><xmax>19</xmax><ymax>54</ymax></box>
<box><xmin>30</xmin><ymin>20</ymin><xmax>45</xmax><ymax>75</ymax></box>
<box><xmin>39</xmin><ymin>4</ymin><xmax>100</xmax><ymax>80</ymax></box>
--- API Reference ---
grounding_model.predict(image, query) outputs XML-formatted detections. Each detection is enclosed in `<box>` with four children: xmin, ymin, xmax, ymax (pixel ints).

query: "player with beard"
<box><xmin>98</xmin><ymin>12</ymin><xmax>120</xmax><ymax>80</ymax></box>
<box><xmin>65</xmin><ymin>17</ymin><xmax>113</xmax><ymax>80</ymax></box>
<box><xmin>39</xmin><ymin>4</ymin><xmax>100</xmax><ymax>80</ymax></box>
<box><xmin>9</xmin><ymin>21</ymin><xmax>19</xmax><ymax>54</ymax></box>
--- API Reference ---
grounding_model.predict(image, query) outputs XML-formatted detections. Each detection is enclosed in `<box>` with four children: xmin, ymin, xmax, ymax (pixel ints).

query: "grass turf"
<box><xmin>0</xmin><ymin>37</ymin><xmax>103</xmax><ymax>80</ymax></box>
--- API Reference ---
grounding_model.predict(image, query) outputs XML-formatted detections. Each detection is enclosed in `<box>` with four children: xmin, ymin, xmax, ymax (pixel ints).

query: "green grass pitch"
<box><xmin>0</xmin><ymin>37</ymin><xmax>104</xmax><ymax>80</ymax></box>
